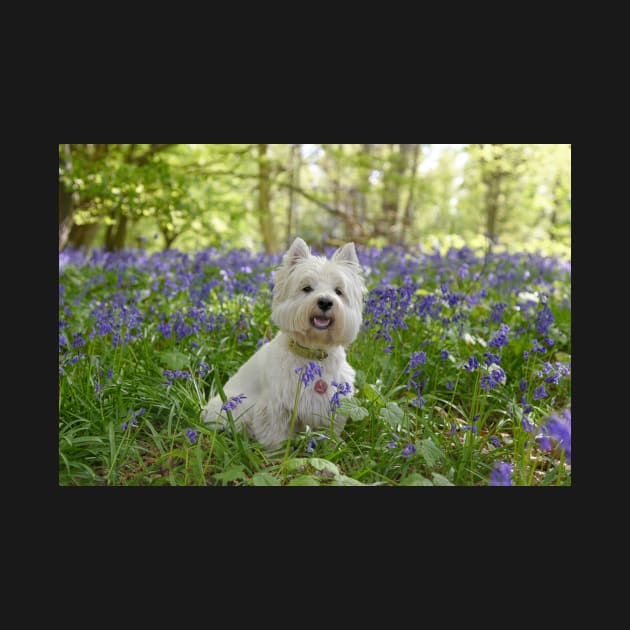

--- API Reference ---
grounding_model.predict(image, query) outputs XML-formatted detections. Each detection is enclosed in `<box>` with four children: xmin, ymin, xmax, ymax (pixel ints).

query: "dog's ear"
<box><xmin>283</xmin><ymin>237</ymin><xmax>311</xmax><ymax>267</ymax></box>
<box><xmin>332</xmin><ymin>242</ymin><xmax>360</xmax><ymax>269</ymax></box>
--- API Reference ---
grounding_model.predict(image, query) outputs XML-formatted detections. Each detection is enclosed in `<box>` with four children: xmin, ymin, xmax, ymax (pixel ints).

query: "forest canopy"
<box><xmin>58</xmin><ymin>144</ymin><xmax>571</xmax><ymax>255</ymax></box>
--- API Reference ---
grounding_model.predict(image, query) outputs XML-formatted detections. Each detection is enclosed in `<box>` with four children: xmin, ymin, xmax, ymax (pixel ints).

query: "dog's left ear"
<box><xmin>283</xmin><ymin>237</ymin><xmax>311</xmax><ymax>267</ymax></box>
<box><xmin>332</xmin><ymin>242</ymin><xmax>360</xmax><ymax>269</ymax></box>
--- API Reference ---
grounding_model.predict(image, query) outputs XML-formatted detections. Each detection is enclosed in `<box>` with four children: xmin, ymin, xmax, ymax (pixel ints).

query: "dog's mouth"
<box><xmin>311</xmin><ymin>316</ymin><xmax>333</xmax><ymax>330</ymax></box>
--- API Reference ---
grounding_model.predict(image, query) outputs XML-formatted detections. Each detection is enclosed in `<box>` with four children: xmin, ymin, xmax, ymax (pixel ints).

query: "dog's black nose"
<box><xmin>318</xmin><ymin>298</ymin><xmax>333</xmax><ymax>312</ymax></box>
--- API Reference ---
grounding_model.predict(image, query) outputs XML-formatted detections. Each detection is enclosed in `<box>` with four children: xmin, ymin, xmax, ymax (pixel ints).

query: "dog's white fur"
<box><xmin>201</xmin><ymin>237</ymin><xmax>365</xmax><ymax>448</ymax></box>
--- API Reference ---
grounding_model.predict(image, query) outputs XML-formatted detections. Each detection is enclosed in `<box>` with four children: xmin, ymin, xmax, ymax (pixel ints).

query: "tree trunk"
<box><xmin>286</xmin><ymin>143</ymin><xmax>301</xmax><ymax>246</ymax></box>
<box><xmin>379</xmin><ymin>144</ymin><xmax>410</xmax><ymax>241</ymax></box>
<box><xmin>479</xmin><ymin>144</ymin><xmax>504</xmax><ymax>243</ymax></box>
<box><xmin>401</xmin><ymin>144</ymin><xmax>421</xmax><ymax>244</ymax></box>
<box><xmin>257</xmin><ymin>144</ymin><xmax>276</xmax><ymax>253</ymax></box>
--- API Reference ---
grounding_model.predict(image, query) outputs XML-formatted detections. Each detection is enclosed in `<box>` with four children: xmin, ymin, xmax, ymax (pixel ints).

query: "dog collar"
<box><xmin>288</xmin><ymin>338</ymin><xmax>328</xmax><ymax>361</ymax></box>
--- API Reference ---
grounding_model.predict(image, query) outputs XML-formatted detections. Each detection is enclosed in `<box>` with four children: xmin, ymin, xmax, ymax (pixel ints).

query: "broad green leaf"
<box><xmin>251</xmin><ymin>472</ymin><xmax>281</xmax><ymax>486</ymax></box>
<box><xmin>288</xmin><ymin>475</ymin><xmax>320</xmax><ymax>486</ymax></box>
<box><xmin>213</xmin><ymin>465</ymin><xmax>246</xmax><ymax>483</ymax></box>
<box><xmin>379</xmin><ymin>402</ymin><xmax>405</xmax><ymax>428</ymax></box>
<box><xmin>338</xmin><ymin>398</ymin><xmax>369</xmax><ymax>421</ymax></box>
<box><xmin>419</xmin><ymin>438</ymin><xmax>444</xmax><ymax>468</ymax></box>
<box><xmin>431</xmin><ymin>472</ymin><xmax>455</xmax><ymax>486</ymax></box>
<box><xmin>303</xmin><ymin>457</ymin><xmax>340</xmax><ymax>476</ymax></box>
<box><xmin>400</xmin><ymin>473</ymin><xmax>433</xmax><ymax>486</ymax></box>
<box><xmin>361</xmin><ymin>382</ymin><xmax>386</xmax><ymax>404</ymax></box>
<box><xmin>330</xmin><ymin>475</ymin><xmax>364</xmax><ymax>486</ymax></box>
<box><xmin>158</xmin><ymin>350</ymin><xmax>190</xmax><ymax>371</ymax></box>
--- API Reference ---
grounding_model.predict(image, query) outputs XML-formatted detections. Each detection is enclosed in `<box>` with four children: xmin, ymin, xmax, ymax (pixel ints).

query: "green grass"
<box><xmin>58</xmin><ymin>242</ymin><xmax>571</xmax><ymax>486</ymax></box>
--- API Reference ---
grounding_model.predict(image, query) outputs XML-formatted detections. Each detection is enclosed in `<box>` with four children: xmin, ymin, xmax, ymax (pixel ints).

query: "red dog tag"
<box><xmin>314</xmin><ymin>379</ymin><xmax>328</xmax><ymax>394</ymax></box>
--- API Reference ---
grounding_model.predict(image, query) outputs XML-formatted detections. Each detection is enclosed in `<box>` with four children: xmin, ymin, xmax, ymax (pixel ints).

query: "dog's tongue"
<box><xmin>314</xmin><ymin>317</ymin><xmax>331</xmax><ymax>328</ymax></box>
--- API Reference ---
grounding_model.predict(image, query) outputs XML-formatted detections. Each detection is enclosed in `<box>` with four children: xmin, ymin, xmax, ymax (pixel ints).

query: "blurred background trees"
<box><xmin>58</xmin><ymin>143</ymin><xmax>571</xmax><ymax>254</ymax></box>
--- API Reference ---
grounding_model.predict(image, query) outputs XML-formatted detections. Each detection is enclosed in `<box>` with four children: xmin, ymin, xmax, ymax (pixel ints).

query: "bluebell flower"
<box><xmin>329</xmin><ymin>381</ymin><xmax>352</xmax><ymax>412</ymax></box>
<box><xmin>401</xmin><ymin>443</ymin><xmax>416</xmax><ymax>458</ymax></box>
<box><xmin>221</xmin><ymin>394</ymin><xmax>247</xmax><ymax>412</ymax></box>
<box><xmin>489</xmin><ymin>324</ymin><xmax>510</xmax><ymax>349</ymax></box>
<box><xmin>296</xmin><ymin>361</ymin><xmax>322</xmax><ymax>388</ymax></box>
<box><xmin>489</xmin><ymin>461</ymin><xmax>513</xmax><ymax>486</ymax></box>
<box><xmin>538</xmin><ymin>409</ymin><xmax>571</xmax><ymax>463</ymax></box>
<box><xmin>464</xmin><ymin>355</ymin><xmax>479</xmax><ymax>372</ymax></box>
<box><xmin>533</xmin><ymin>385</ymin><xmax>548</xmax><ymax>400</ymax></box>
<box><xmin>440</xmin><ymin>350</ymin><xmax>449</xmax><ymax>361</ymax></box>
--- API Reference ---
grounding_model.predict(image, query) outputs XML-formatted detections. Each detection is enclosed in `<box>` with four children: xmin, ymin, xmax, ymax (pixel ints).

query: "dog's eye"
<box><xmin>302</xmin><ymin>286</ymin><xmax>313</xmax><ymax>293</ymax></box>
<box><xmin>335</xmin><ymin>288</ymin><xmax>343</xmax><ymax>296</ymax></box>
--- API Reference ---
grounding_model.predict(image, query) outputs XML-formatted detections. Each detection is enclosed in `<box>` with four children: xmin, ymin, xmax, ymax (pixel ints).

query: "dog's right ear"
<box><xmin>283</xmin><ymin>237</ymin><xmax>311</xmax><ymax>267</ymax></box>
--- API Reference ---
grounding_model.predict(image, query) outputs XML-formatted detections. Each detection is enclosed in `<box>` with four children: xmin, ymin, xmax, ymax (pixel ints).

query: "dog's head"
<box><xmin>271</xmin><ymin>237</ymin><xmax>365</xmax><ymax>347</ymax></box>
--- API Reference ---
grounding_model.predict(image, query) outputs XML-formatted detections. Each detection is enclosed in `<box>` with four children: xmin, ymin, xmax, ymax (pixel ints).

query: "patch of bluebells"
<box><xmin>538</xmin><ymin>408</ymin><xmax>571</xmax><ymax>463</ymax></box>
<box><xmin>488</xmin><ymin>324</ymin><xmax>510</xmax><ymax>350</ymax></box>
<box><xmin>221</xmin><ymin>394</ymin><xmax>247</xmax><ymax>412</ymax></box>
<box><xmin>121</xmin><ymin>407</ymin><xmax>146</xmax><ymax>430</ymax></box>
<box><xmin>489</xmin><ymin>461</ymin><xmax>513</xmax><ymax>486</ymax></box>
<box><xmin>387</xmin><ymin>433</ymin><xmax>416</xmax><ymax>458</ymax></box>
<box><xmin>401</xmin><ymin>443</ymin><xmax>416</xmax><ymax>458</ymax></box>
<box><xmin>533</xmin><ymin>384</ymin><xmax>548</xmax><ymax>400</ymax></box>
<box><xmin>295</xmin><ymin>361</ymin><xmax>322</xmax><ymax>388</ymax></box>
<box><xmin>538</xmin><ymin>361</ymin><xmax>571</xmax><ymax>385</ymax></box>
<box><xmin>330</xmin><ymin>381</ymin><xmax>352</xmax><ymax>413</ymax></box>
<box><xmin>480</xmin><ymin>366</ymin><xmax>506</xmax><ymax>391</ymax></box>
<box><xmin>306</xmin><ymin>434</ymin><xmax>329</xmax><ymax>454</ymax></box>
<box><xmin>464</xmin><ymin>355</ymin><xmax>480</xmax><ymax>372</ymax></box>
<box><xmin>163</xmin><ymin>369</ymin><xmax>191</xmax><ymax>385</ymax></box>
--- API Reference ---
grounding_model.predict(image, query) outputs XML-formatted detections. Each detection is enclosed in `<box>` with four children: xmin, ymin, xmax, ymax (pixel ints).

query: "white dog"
<box><xmin>201</xmin><ymin>237</ymin><xmax>365</xmax><ymax>448</ymax></box>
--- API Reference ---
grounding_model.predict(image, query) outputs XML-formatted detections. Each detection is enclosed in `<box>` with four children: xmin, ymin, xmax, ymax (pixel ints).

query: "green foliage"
<box><xmin>59</xmin><ymin>144</ymin><xmax>571</xmax><ymax>254</ymax></box>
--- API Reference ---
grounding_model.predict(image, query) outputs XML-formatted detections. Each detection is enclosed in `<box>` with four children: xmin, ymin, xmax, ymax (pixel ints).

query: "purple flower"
<box><xmin>480</xmin><ymin>367</ymin><xmax>506</xmax><ymax>390</ymax></box>
<box><xmin>306</xmin><ymin>434</ymin><xmax>328</xmax><ymax>453</ymax></box>
<box><xmin>388</xmin><ymin>433</ymin><xmax>400</xmax><ymax>449</ymax></box>
<box><xmin>296</xmin><ymin>361</ymin><xmax>322</xmax><ymax>388</ymax></box>
<box><xmin>539</xmin><ymin>409</ymin><xmax>571</xmax><ymax>463</ymax></box>
<box><xmin>221</xmin><ymin>394</ymin><xmax>247</xmax><ymax>412</ymax></box>
<box><xmin>533</xmin><ymin>385</ymin><xmax>548</xmax><ymax>400</ymax></box>
<box><xmin>330</xmin><ymin>381</ymin><xmax>352</xmax><ymax>413</ymax></box>
<box><xmin>519</xmin><ymin>378</ymin><xmax>527</xmax><ymax>392</ymax></box>
<box><xmin>488</xmin><ymin>324</ymin><xmax>510</xmax><ymax>349</ymax></box>
<box><xmin>407</xmin><ymin>351</ymin><xmax>427</xmax><ymax>370</ymax></box>
<box><xmin>489</xmin><ymin>436</ymin><xmax>501</xmax><ymax>448</ymax></box>
<box><xmin>185</xmin><ymin>428</ymin><xmax>198</xmax><ymax>444</ymax></box>
<box><xmin>521</xmin><ymin>416</ymin><xmax>535</xmax><ymax>433</ymax></box>
<box><xmin>440</xmin><ymin>350</ymin><xmax>449</xmax><ymax>361</ymax></box>
<box><xmin>464</xmin><ymin>355</ymin><xmax>479</xmax><ymax>372</ymax></box>
<box><xmin>489</xmin><ymin>461</ymin><xmax>513</xmax><ymax>486</ymax></box>
<box><xmin>401</xmin><ymin>443</ymin><xmax>416</xmax><ymax>458</ymax></box>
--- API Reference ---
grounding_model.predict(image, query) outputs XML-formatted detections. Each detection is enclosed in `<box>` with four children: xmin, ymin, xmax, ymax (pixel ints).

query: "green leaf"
<box><xmin>213</xmin><ymin>465</ymin><xmax>246</xmax><ymax>483</ymax></box>
<box><xmin>431</xmin><ymin>472</ymin><xmax>455</xmax><ymax>486</ymax></box>
<box><xmin>400</xmin><ymin>472</ymin><xmax>433</xmax><ymax>486</ymax></box>
<box><xmin>251</xmin><ymin>472</ymin><xmax>281</xmax><ymax>486</ymax></box>
<box><xmin>288</xmin><ymin>475</ymin><xmax>321</xmax><ymax>486</ymax></box>
<box><xmin>330</xmin><ymin>475</ymin><xmax>364</xmax><ymax>486</ymax></box>
<box><xmin>338</xmin><ymin>398</ymin><xmax>369</xmax><ymax>422</ymax></box>
<box><xmin>379</xmin><ymin>402</ymin><xmax>405</xmax><ymax>428</ymax></box>
<box><xmin>361</xmin><ymin>382</ymin><xmax>386</xmax><ymax>405</ymax></box>
<box><xmin>158</xmin><ymin>350</ymin><xmax>190</xmax><ymax>371</ymax></box>
<box><xmin>418</xmin><ymin>438</ymin><xmax>444</xmax><ymax>468</ymax></box>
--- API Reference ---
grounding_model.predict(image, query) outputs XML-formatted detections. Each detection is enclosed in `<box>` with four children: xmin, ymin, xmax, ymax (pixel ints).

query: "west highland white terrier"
<box><xmin>201</xmin><ymin>237</ymin><xmax>365</xmax><ymax>448</ymax></box>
